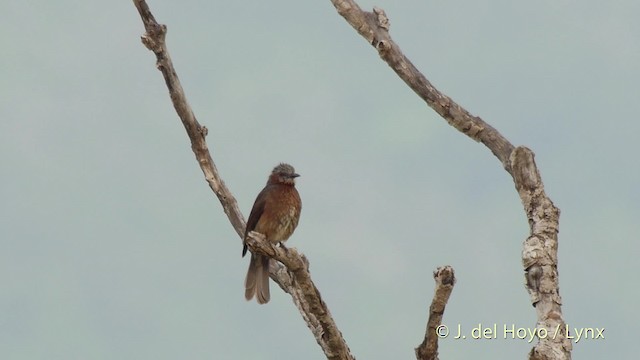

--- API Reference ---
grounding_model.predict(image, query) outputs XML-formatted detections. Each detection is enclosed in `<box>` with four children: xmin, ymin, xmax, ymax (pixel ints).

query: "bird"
<box><xmin>243</xmin><ymin>163</ymin><xmax>302</xmax><ymax>304</ymax></box>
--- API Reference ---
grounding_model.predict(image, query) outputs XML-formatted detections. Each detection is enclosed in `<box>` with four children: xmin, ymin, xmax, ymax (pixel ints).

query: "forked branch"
<box><xmin>327</xmin><ymin>1</ymin><xmax>571</xmax><ymax>359</ymax></box>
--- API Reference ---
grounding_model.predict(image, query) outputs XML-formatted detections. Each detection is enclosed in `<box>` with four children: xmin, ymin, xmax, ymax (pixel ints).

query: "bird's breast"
<box><xmin>253</xmin><ymin>185</ymin><xmax>301</xmax><ymax>243</ymax></box>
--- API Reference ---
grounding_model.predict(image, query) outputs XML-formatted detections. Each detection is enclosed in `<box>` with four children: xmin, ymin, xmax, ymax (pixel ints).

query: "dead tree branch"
<box><xmin>415</xmin><ymin>266</ymin><xmax>456</xmax><ymax>360</ymax></box>
<box><xmin>132</xmin><ymin>0</ymin><xmax>245</xmax><ymax>236</ymax></box>
<box><xmin>327</xmin><ymin>1</ymin><xmax>571</xmax><ymax>359</ymax></box>
<box><xmin>132</xmin><ymin>1</ymin><xmax>354</xmax><ymax>359</ymax></box>
<box><xmin>245</xmin><ymin>232</ymin><xmax>354</xmax><ymax>360</ymax></box>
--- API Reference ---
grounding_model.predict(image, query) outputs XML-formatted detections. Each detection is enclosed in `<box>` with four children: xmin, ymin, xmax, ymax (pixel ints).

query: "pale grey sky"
<box><xmin>1</xmin><ymin>1</ymin><xmax>637</xmax><ymax>359</ymax></box>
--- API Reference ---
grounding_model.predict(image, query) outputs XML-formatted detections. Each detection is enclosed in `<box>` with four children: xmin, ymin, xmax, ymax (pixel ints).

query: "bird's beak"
<box><xmin>291</xmin><ymin>173</ymin><xmax>300</xmax><ymax>178</ymax></box>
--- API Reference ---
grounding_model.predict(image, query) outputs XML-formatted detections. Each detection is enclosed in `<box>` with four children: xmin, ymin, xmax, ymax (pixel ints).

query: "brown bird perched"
<box><xmin>242</xmin><ymin>163</ymin><xmax>302</xmax><ymax>304</ymax></box>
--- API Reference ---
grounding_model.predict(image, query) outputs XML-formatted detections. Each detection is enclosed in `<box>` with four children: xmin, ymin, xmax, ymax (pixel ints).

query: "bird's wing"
<box><xmin>242</xmin><ymin>186</ymin><xmax>269</xmax><ymax>257</ymax></box>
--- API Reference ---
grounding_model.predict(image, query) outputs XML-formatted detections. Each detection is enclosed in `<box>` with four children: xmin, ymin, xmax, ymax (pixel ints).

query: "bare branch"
<box><xmin>329</xmin><ymin>1</ymin><xmax>513</xmax><ymax>169</ymax></box>
<box><xmin>328</xmin><ymin>1</ymin><xmax>571</xmax><ymax>358</ymax></box>
<box><xmin>512</xmin><ymin>148</ymin><xmax>573</xmax><ymax>359</ymax></box>
<box><xmin>132</xmin><ymin>1</ymin><xmax>355</xmax><ymax>359</ymax></box>
<box><xmin>415</xmin><ymin>266</ymin><xmax>456</xmax><ymax>360</ymax></box>
<box><xmin>246</xmin><ymin>232</ymin><xmax>355</xmax><ymax>360</ymax></box>
<box><xmin>133</xmin><ymin>0</ymin><xmax>245</xmax><ymax>237</ymax></box>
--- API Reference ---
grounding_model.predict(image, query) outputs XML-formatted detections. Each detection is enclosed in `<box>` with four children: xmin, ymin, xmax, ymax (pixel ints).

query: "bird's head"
<box><xmin>269</xmin><ymin>163</ymin><xmax>300</xmax><ymax>185</ymax></box>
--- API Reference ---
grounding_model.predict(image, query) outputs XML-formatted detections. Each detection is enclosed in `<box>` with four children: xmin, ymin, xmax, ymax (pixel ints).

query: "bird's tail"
<box><xmin>244</xmin><ymin>254</ymin><xmax>270</xmax><ymax>304</ymax></box>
